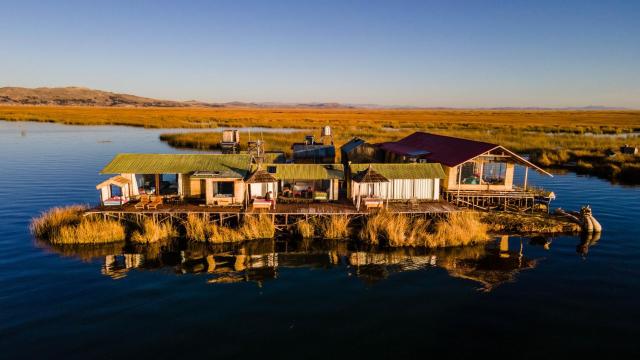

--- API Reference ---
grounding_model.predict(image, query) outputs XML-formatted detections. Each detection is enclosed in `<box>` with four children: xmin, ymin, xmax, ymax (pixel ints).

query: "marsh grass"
<box><xmin>185</xmin><ymin>214</ymin><xmax>274</xmax><ymax>243</ymax></box>
<box><xmin>30</xmin><ymin>205</ymin><xmax>126</xmax><ymax>244</ymax></box>
<box><xmin>54</xmin><ymin>218</ymin><xmax>126</xmax><ymax>244</ymax></box>
<box><xmin>184</xmin><ymin>214</ymin><xmax>242</xmax><ymax>243</ymax></box>
<box><xmin>482</xmin><ymin>212</ymin><xmax>581</xmax><ymax>234</ymax></box>
<box><xmin>294</xmin><ymin>219</ymin><xmax>316</xmax><ymax>238</ymax></box>
<box><xmin>240</xmin><ymin>214</ymin><xmax>276</xmax><ymax>239</ymax></box>
<box><xmin>131</xmin><ymin>219</ymin><xmax>178</xmax><ymax>244</ymax></box>
<box><xmin>319</xmin><ymin>215</ymin><xmax>351</xmax><ymax>239</ymax></box>
<box><xmin>359</xmin><ymin>210</ymin><xmax>489</xmax><ymax>248</ymax></box>
<box><xmin>30</xmin><ymin>205</ymin><xmax>87</xmax><ymax>239</ymax></box>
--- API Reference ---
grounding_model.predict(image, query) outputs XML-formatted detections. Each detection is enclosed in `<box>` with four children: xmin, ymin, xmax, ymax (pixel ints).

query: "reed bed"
<box><xmin>54</xmin><ymin>218</ymin><xmax>126</xmax><ymax>244</ymax></box>
<box><xmin>184</xmin><ymin>214</ymin><xmax>242</xmax><ymax>243</ymax></box>
<box><xmin>481</xmin><ymin>212</ymin><xmax>581</xmax><ymax>234</ymax></box>
<box><xmin>30</xmin><ymin>205</ymin><xmax>87</xmax><ymax>239</ymax></box>
<box><xmin>30</xmin><ymin>205</ymin><xmax>126</xmax><ymax>244</ymax></box>
<box><xmin>131</xmin><ymin>219</ymin><xmax>178</xmax><ymax>244</ymax></box>
<box><xmin>185</xmin><ymin>214</ymin><xmax>275</xmax><ymax>243</ymax></box>
<box><xmin>294</xmin><ymin>219</ymin><xmax>316</xmax><ymax>238</ymax></box>
<box><xmin>319</xmin><ymin>215</ymin><xmax>351</xmax><ymax>239</ymax></box>
<box><xmin>240</xmin><ymin>214</ymin><xmax>276</xmax><ymax>240</ymax></box>
<box><xmin>359</xmin><ymin>210</ymin><xmax>489</xmax><ymax>248</ymax></box>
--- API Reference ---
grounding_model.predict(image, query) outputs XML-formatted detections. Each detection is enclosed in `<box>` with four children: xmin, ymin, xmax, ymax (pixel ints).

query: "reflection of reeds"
<box><xmin>359</xmin><ymin>211</ymin><xmax>489</xmax><ymax>248</ymax></box>
<box><xmin>131</xmin><ymin>219</ymin><xmax>178</xmax><ymax>244</ymax></box>
<box><xmin>30</xmin><ymin>205</ymin><xmax>126</xmax><ymax>244</ymax></box>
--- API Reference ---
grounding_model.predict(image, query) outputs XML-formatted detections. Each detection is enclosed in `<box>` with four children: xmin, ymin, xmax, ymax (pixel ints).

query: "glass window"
<box><xmin>216</xmin><ymin>181</ymin><xmax>234</xmax><ymax>196</ymax></box>
<box><xmin>136</xmin><ymin>174</ymin><xmax>157</xmax><ymax>194</ymax></box>
<box><xmin>457</xmin><ymin>162</ymin><xmax>480</xmax><ymax>184</ymax></box>
<box><xmin>482</xmin><ymin>162</ymin><xmax>506</xmax><ymax>185</ymax></box>
<box><xmin>159</xmin><ymin>174</ymin><xmax>179</xmax><ymax>195</ymax></box>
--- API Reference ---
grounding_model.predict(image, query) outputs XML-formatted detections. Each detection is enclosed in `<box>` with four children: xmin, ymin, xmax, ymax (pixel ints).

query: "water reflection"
<box><xmin>35</xmin><ymin>236</ymin><xmax>592</xmax><ymax>291</ymax></box>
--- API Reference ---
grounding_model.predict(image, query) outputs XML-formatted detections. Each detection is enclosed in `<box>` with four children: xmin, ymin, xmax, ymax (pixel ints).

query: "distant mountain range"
<box><xmin>0</xmin><ymin>86</ymin><xmax>629</xmax><ymax>110</ymax></box>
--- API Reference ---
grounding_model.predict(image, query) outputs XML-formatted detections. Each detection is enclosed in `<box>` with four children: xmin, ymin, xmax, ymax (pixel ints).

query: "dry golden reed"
<box><xmin>131</xmin><ymin>219</ymin><xmax>178</xmax><ymax>244</ymax></box>
<box><xmin>319</xmin><ymin>215</ymin><xmax>351</xmax><ymax>239</ymax></box>
<box><xmin>359</xmin><ymin>210</ymin><xmax>489</xmax><ymax>248</ymax></box>
<box><xmin>185</xmin><ymin>214</ymin><xmax>275</xmax><ymax>243</ymax></box>
<box><xmin>30</xmin><ymin>205</ymin><xmax>126</xmax><ymax>244</ymax></box>
<box><xmin>294</xmin><ymin>219</ymin><xmax>315</xmax><ymax>238</ymax></box>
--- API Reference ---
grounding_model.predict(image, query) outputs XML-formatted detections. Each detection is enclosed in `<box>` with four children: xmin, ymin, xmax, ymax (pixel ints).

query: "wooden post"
<box><xmin>524</xmin><ymin>166</ymin><xmax>529</xmax><ymax>190</ymax></box>
<box><xmin>155</xmin><ymin>174</ymin><xmax>160</xmax><ymax>196</ymax></box>
<box><xmin>456</xmin><ymin>165</ymin><xmax>462</xmax><ymax>206</ymax></box>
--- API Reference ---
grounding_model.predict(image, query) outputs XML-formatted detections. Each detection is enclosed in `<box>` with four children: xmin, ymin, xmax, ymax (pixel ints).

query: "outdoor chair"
<box><xmin>146</xmin><ymin>196</ymin><xmax>163</xmax><ymax>209</ymax></box>
<box><xmin>134</xmin><ymin>195</ymin><xmax>150</xmax><ymax>209</ymax></box>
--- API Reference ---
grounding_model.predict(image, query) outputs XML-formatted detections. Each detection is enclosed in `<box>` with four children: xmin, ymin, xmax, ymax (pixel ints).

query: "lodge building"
<box><xmin>96</xmin><ymin>129</ymin><xmax>553</xmax><ymax>213</ymax></box>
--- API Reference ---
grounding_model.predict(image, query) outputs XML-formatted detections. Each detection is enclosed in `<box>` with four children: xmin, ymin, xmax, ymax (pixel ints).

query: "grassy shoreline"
<box><xmin>31</xmin><ymin>205</ymin><xmax>581</xmax><ymax>247</ymax></box>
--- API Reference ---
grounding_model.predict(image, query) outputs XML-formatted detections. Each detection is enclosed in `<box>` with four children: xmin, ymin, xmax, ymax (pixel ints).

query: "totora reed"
<box><xmin>30</xmin><ymin>205</ymin><xmax>125</xmax><ymax>244</ymax></box>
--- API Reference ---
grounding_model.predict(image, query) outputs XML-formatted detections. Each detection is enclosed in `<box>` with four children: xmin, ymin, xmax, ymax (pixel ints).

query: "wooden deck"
<box><xmin>444</xmin><ymin>189</ymin><xmax>553</xmax><ymax>212</ymax></box>
<box><xmin>86</xmin><ymin>199</ymin><xmax>458</xmax><ymax>216</ymax></box>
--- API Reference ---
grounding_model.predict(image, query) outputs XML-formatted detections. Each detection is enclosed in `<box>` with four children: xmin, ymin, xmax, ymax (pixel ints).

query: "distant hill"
<box><xmin>0</xmin><ymin>86</ymin><xmax>190</xmax><ymax>107</ymax></box>
<box><xmin>0</xmin><ymin>86</ymin><xmax>356</xmax><ymax>108</ymax></box>
<box><xmin>0</xmin><ymin>86</ymin><xmax>630</xmax><ymax>110</ymax></box>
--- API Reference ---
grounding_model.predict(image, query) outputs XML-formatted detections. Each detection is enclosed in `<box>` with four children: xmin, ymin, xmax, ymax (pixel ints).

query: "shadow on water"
<box><xmin>35</xmin><ymin>234</ymin><xmax>599</xmax><ymax>292</ymax></box>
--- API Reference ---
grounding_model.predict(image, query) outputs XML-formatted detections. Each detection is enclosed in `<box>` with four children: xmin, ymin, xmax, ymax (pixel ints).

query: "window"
<box><xmin>457</xmin><ymin>161</ymin><xmax>480</xmax><ymax>184</ymax></box>
<box><xmin>267</xmin><ymin>166</ymin><xmax>277</xmax><ymax>174</ymax></box>
<box><xmin>136</xmin><ymin>174</ymin><xmax>157</xmax><ymax>194</ymax></box>
<box><xmin>482</xmin><ymin>162</ymin><xmax>506</xmax><ymax>185</ymax></box>
<box><xmin>216</xmin><ymin>181</ymin><xmax>234</xmax><ymax>196</ymax></box>
<box><xmin>160</xmin><ymin>174</ymin><xmax>179</xmax><ymax>195</ymax></box>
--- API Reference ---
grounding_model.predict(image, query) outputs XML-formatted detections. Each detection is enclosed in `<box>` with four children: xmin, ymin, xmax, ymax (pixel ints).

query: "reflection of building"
<box><xmin>67</xmin><ymin>238</ymin><xmax>540</xmax><ymax>290</ymax></box>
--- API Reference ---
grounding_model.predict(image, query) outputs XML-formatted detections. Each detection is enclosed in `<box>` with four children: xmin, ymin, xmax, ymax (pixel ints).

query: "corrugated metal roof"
<box><xmin>350</xmin><ymin>163</ymin><xmax>445</xmax><ymax>179</ymax></box>
<box><xmin>261</xmin><ymin>164</ymin><xmax>344</xmax><ymax>180</ymax></box>
<box><xmin>380</xmin><ymin>132</ymin><xmax>497</xmax><ymax>167</ymax></box>
<box><xmin>340</xmin><ymin>137</ymin><xmax>366</xmax><ymax>154</ymax></box>
<box><xmin>101</xmin><ymin>153</ymin><xmax>255</xmax><ymax>177</ymax></box>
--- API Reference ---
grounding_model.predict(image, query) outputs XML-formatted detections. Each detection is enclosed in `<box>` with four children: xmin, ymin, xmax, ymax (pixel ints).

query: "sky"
<box><xmin>1</xmin><ymin>0</ymin><xmax>639</xmax><ymax>108</ymax></box>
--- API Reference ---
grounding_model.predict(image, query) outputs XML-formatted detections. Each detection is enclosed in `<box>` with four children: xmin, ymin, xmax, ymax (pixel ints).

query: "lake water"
<box><xmin>1</xmin><ymin>121</ymin><xmax>639</xmax><ymax>358</ymax></box>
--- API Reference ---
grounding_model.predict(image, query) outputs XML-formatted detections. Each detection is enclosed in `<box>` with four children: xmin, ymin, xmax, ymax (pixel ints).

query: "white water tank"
<box><xmin>321</xmin><ymin>126</ymin><xmax>332</xmax><ymax>137</ymax></box>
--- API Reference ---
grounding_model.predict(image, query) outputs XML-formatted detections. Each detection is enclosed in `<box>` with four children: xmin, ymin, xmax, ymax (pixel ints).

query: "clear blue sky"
<box><xmin>1</xmin><ymin>0</ymin><xmax>638</xmax><ymax>107</ymax></box>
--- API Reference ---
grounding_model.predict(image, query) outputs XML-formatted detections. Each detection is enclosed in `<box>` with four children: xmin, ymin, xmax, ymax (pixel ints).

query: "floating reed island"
<box><xmin>32</xmin><ymin>128</ymin><xmax>600</xmax><ymax>247</ymax></box>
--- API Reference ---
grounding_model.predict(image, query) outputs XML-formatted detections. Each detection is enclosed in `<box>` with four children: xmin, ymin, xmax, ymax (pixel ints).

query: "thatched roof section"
<box><xmin>96</xmin><ymin>175</ymin><xmax>130</xmax><ymax>189</ymax></box>
<box><xmin>350</xmin><ymin>163</ymin><xmax>445</xmax><ymax>180</ymax></box>
<box><xmin>254</xmin><ymin>164</ymin><xmax>344</xmax><ymax>180</ymax></box>
<box><xmin>246</xmin><ymin>169</ymin><xmax>277</xmax><ymax>183</ymax></box>
<box><xmin>352</xmin><ymin>165</ymin><xmax>389</xmax><ymax>183</ymax></box>
<box><xmin>101</xmin><ymin>153</ymin><xmax>258</xmax><ymax>177</ymax></box>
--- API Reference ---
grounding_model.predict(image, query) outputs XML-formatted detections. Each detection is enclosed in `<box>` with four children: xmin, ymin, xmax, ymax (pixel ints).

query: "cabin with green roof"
<box><xmin>348</xmin><ymin>163</ymin><xmax>445</xmax><ymax>209</ymax></box>
<box><xmin>100</xmin><ymin>153</ymin><xmax>282</xmax><ymax>206</ymax></box>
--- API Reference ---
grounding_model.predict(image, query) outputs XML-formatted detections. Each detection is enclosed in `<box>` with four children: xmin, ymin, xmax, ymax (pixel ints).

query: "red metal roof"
<box><xmin>379</xmin><ymin>132</ymin><xmax>498</xmax><ymax>167</ymax></box>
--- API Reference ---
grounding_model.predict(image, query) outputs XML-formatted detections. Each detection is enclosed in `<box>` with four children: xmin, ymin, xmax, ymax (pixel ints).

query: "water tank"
<box><xmin>321</xmin><ymin>125</ymin><xmax>332</xmax><ymax>137</ymax></box>
<box><xmin>222</xmin><ymin>129</ymin><xmax>240</xmax><ymax>143</ymax></box>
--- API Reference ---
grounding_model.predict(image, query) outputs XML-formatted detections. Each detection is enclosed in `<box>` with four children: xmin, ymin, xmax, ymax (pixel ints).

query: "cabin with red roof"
<box><xmin>378</xmin><ymin>132</ymin><xmax>553</xmax><ymax>210</ymax></box>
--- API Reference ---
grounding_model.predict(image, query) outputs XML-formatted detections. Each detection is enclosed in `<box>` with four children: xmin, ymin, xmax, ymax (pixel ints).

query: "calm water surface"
<box><xmin>1</xmin><ymin>121</ymin><xmax>639</xmax><ymax>358</ymax></box>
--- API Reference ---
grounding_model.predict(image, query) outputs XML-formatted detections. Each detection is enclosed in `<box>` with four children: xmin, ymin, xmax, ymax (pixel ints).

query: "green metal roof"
<box><xmin>101</xmin><ymin>153</ymin><xmax>255</xmax><ymax>178</ymax></box>
<box><xmin>258</xmin><ymin>164</ymin><xmax>344</xmax><ymax>180</ymax></box>
<box><xmin>350</xmin><ymin>163</ymin><xmax>445</xmax><ymax>179</ymax></box>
